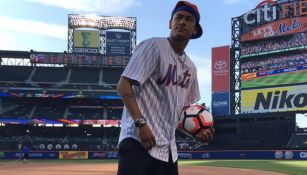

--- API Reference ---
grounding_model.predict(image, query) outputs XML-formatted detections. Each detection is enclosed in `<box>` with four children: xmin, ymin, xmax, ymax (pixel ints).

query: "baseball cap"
<box><xmin>171</xmin><ymin>1</ymin><xmax>203</xmax><ymax>39</ymax></box>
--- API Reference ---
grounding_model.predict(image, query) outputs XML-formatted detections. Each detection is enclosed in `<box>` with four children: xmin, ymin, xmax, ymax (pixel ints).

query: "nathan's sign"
<box><xmin>241</xmin><ymin>16</ymin><xmax>307</xmax><ymax>41</ymax></box>
<box><xmin>59</xmin><ymin>151</ymin><xmax>88</xmax><ymax>160</ymax></box>
<box><xmin>241</xmin><ymin>85</ymin><xmax>307</xmax><ymax>113</ymax></box>
<box><xmin>243</xmin><ymin>0</ymin><xmax>307</xmax><ymax>25</ymax></box>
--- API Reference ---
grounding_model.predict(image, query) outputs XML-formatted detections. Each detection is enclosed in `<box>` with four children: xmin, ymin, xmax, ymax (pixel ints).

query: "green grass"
<box><xmin>179</xmin><ymin>160</ymin><xmax>307</xmax><ymax>175</ymax></box>
<box><xmin>241</xmin><ymin>70</ymin><xmax>307</xmax><ymax>88</ymax></box>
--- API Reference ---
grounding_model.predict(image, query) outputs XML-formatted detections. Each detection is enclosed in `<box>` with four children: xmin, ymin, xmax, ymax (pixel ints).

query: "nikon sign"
<box><xmin>242</xmin><ymin>85</ymin><xmax>307</xmax><ymax>113</ymax></box>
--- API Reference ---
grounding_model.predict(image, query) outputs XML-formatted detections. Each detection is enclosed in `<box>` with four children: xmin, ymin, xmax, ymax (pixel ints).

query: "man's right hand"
<box><xmin>138</xmin><ymin>124</ymin><xmax>156</xmax><ymax>151</ymax></box>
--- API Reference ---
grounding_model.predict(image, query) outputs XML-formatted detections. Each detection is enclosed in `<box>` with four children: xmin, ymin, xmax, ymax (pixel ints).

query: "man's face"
<box><xmin>169</xmin><ymin>10</ymin><xmax>197</xmax><ymax>40</ymax></box>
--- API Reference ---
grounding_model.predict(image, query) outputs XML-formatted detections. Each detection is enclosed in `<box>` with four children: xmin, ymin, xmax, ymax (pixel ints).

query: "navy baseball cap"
<box><xmin>171</xmin><ymin>1</ymin><xmax>203</xmax><ymax>39</ymax></box>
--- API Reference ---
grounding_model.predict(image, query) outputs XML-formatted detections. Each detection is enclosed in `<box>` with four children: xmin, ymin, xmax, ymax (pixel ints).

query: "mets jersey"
<box><xmin>118</xmin><ymin>37</ymin><xmax>200</xmax><ymax>162</ymax></box>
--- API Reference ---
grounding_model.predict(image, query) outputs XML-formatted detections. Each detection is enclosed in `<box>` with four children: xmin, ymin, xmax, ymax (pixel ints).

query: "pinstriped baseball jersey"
<box><xmin>118</xmin><ymin>37</ymin><xmax>200</xmax><ymax>162</ymax></box>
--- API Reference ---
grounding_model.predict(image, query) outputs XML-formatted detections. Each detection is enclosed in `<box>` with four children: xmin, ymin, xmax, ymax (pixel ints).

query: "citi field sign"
<box><xmin>241</xmin><ymin>84</ymin><xmax>307</xmax><ymax>113</ymax></box>
<box><xmin>241</xmin><ymin>16</ymin><xmax>307</xmax><ymax>41</ymax></box>
<box><xmin>243</xmin><ymin>0</ymin><xmax>307</xmax><ymax>25</ymax></box>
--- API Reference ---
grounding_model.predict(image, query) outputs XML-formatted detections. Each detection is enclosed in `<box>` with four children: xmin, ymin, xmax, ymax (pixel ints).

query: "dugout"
<box><xmin>209</xmin><ymin>112</ymin><xmax>296</xmax><ymax>150</ymax></box>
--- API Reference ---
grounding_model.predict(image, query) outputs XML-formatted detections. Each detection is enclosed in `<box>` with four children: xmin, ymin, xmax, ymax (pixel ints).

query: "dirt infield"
<box><xmin>0</xmin><ymin>162</ymin><xmax>290</xmax><ymax>175</ymax></box>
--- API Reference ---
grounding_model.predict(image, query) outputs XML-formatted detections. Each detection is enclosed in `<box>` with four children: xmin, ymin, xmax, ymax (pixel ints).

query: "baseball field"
<box><xmin>241</xmin><ymin>70</ymin><xmax>307</xmax><ymax>89</ymax></box>
<box><xmin>0</xmin><ymin>159</ymin><xmax>307</xmax><ymax>175</ymax></box>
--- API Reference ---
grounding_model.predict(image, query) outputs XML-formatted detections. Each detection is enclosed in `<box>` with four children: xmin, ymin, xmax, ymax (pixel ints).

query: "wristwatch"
<box><xmin>135</xmin><ymin>116</ymin><xmax>147</xmax><ymax>128</ymax></box>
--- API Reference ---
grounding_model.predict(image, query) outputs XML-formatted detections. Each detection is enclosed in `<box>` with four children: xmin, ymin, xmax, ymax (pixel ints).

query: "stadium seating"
<box><xmin>32</xmin><ymin>67</ymin><xmax>69</xmax><ymax>82</ymax></box>
<box><xmin>69</xmin><ymin>67</ymin><xmax>100</xmax><ymax>83</ymax></box>
<box><xmin>102</xmin><ymin>68</ymin><xmax>123</xmax><ymax>84</ymax></box>
<box><xmin>241</xmin><ymin>32</ymin><xmax>307</xmax><ymax>55</ymax></box>
<box><xmin>107</xmin><ymin>108</ymin><xmax>123</xmax><ymax>120</ymax></box>
<box><xmin>286</xmin><ymin>133</ymin><xmax>307</xmax><ymax>149</ymax></box>
<box><xmin>241</xmin><ymin>53</ymin><xmax>307</xmax><ymax>74</ymax></box>
<box><xmin>0</xmin><ymin>97</ymin><xmax>122</xmax><ymax>120</ymax></box>
<box><xmin>0</xmin><ymin>66</ymin><xmax>32</xmax><ymax>82</ymax></box>
<box><xmin>0</xmin><ymin>98</ymin><xmax>32</xmax><ymax>119</ymax></box>
<box><xmin>1</xmin><ymin>60</ymin><xmax>301</xmax><ymax>153</ymax></box>
<box><xmin>0</xmin><ymin>65</ymin><xmax>122</xmax><ymax>88</ymax></box>
<box><xmin>67</xmin><ymin>107</ymin><xmax>104</xmax><ymax>119</ymax></box>
<box><xmin>0</xmin><ymin>124</ymin><xmax>121</xmax><ymax>151</ymax></box>
<box><xmin>33</xmin><ymin>104</ymin><xmax>65</xmax><ymax>119</ymax></box>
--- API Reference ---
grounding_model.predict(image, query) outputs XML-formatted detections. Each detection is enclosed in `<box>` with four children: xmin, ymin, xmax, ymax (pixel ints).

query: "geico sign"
<box><xmin>254</xmin><ymin>90</ymin><xmax>307</xmax><ymax>110</ymax></box>
<box><xmin>244</xmin><ymin>1</ymin><xmax>307</xmax><ymax>25</ymax></box>
<box><xmin>74</xmin><ymin>48</ymin><xmax>98</xmax><ymax>53</ymax></box>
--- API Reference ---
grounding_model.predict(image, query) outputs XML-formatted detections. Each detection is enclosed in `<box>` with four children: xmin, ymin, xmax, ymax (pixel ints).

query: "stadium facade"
<box><xmin>0</xmin><ymin>1</ymin><xmax>307</xmax><ymax>160</ymax></box>
<box><xmin>0</xmin><ymin>15</ymin><xmax>136</xmax><ymax>152</ymax></box>
<box><xmin>211</xmin><ymin>0</ymin><xmax>307</xmax><ymax>150</ymax></box>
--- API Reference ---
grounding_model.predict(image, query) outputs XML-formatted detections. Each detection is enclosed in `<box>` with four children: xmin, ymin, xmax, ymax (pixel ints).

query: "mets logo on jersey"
<box><xmin>157</xmin><ymin>64</ymin><xmax>191</xmax><ymax>88</ymax></box>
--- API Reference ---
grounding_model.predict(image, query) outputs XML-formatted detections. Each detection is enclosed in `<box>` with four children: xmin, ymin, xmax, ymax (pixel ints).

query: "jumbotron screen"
<box><xmin>241</xmin><ymin>32</ymin><xmax>307</xmax><ymax>89</ymax></box>
<box><xmin>239</xmin><ymin>0</ymin><xmax>307</xmax><ymax>113</ymax></box>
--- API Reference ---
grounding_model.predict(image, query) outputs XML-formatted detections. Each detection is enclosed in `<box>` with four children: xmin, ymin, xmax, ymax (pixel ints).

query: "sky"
<box><xmin>0</xmin><ymin>0</ymin><xmax>262</xmax><ymax>106</ymax></box>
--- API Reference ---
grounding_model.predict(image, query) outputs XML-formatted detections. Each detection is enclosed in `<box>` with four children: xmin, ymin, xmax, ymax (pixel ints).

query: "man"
<box><xmin>22</xmin><ymin>145</ymin><xmax>30</xmax><ymax>164</ymax></box>
<box><xmin>117</xmin><ymin>1</ymin><xmax>214</xmax><ymax>175</ymax></box>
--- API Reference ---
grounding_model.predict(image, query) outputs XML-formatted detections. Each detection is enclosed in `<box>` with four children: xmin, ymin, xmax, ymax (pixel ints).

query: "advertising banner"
<box><xmin>299</xmin><ymin>151</ymin><xmax>307</xmax><ymax>160</ymax></box>
<box><xmin>74</xmin><ymin>30</ymin><xmax>99</xmax><ymax>47</ymax></box>
<box><xmin>241</xmin><ymin>72</ymin><xmax>257</xmax><ymax>81</ymax></box>
<box><xmin>106</xmin><ymin>31</ymin><xmax>131</xmax><ymax>56</ymax></box>
<box><xmin>1</xmin><ymin>150</ymin><xmax>306</xmax><ymax>160</ymax></box>
<box><xmin>4</xmin><ymin>152</ymin><xmax>58</xmax><ymax>159</ymax></box>
<box><xmin>212</xmin><ymin>46</ymin><xmax>230</xmax><ymax>92</ymax></box>
<box><xmin>0</xmin><ymin>152</ymin><xmax>4</xmax><ymax>159</ymax></box>
<box><xmin>73</xmin><ymin>30</ymin><xmax>99</xmax><ymax>54</ymax></box>
<box><xmin>89</xmin><ymin>151</ymin><xmax>118</xmax><ymax>159</ymax></box>
<box><xmin>241</xmin><ymin>0</ymin><xmax>307</xmax><ymax>30</ymax></box>
<box><xmin>0</xmin><ymin>118</ymin><xmax>120</xmax><ymax>126</ymax></box>
<box><xmin>30</xmin><ymin>53</ymin><xmax>130</xmax><ymax>66</ymax></box>
<box><xmin>212</xmin><ymin>92</ymin><xmax>230</xmax><ymax>115</ymax></box>
<box><xmin>59</xmin><ymin>151</ymin><xmax>88</xmax><ymax>160</ymax></box>
<box><xmin>177</xmin><ymin>150</ymin><xmax>307</xmax><ymax>160</ymax></box>
<box><xmin>241</xmin><ymin>84</ymin><xmax>307</xmax><ymax>113</ymax></box>
<box><xmin>241</xmin><ymin>65</ymin><xmax>307</xmax><ymax>88</ymax></box>
<box><xmin>0</xmin><ymin>92</ymin><xmax>120</xmax><ymax>99</ymax></box>
<box><xmin>241</xmin><ymin>16</ymin><xmax>307</xmax><ymax>42</ymax></box>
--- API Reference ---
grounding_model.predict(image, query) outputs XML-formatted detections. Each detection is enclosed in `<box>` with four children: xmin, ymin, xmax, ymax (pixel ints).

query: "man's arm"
<box><xmin>117</xmin><ymin>77</ymin><xmax>156</xmax><ymax>150</ymax></box>
<box><xmin>117</xmin><ymin>77</ymin><xmax>142</xmax><ymax>119</ymax></box>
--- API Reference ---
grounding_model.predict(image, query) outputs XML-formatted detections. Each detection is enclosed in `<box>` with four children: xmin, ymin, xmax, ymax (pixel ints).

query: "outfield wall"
<box><xmin>177</xmin><ymin>150</ymin><xmax>307</xmax><ymax>160</ymax></box>
<box><xmin>1</xmin><ymin>150</ymin><xmax>307</xmax><ymax>160</ymax></box>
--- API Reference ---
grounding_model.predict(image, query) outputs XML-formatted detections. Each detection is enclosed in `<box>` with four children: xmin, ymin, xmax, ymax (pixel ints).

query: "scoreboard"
<box><xmin>30</xmin><ymin>52</ymin><xmax>129</xmax><ymax>66</ymax></box>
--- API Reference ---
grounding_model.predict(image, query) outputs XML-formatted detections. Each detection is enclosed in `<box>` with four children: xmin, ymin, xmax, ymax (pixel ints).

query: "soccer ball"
<box><xmin>178</xmin><ymin>104</ymin><xmax>214</xmax><ymax>141</ymax></box>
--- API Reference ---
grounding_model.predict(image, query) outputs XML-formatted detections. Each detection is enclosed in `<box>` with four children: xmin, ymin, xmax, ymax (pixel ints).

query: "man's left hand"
<box><xmin>197</xmin><ymin>128</ymin><xmax>215</xmax><ymax>143</ymax></box>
